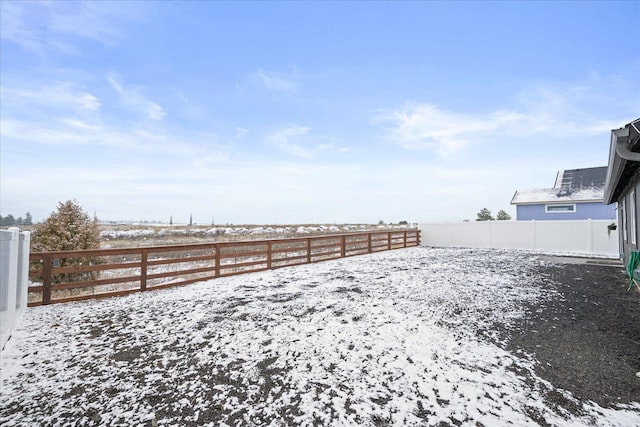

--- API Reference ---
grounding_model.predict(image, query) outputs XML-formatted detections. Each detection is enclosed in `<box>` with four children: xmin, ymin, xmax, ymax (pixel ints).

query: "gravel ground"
<box><xmin>502</xmin><ymin>259</ymin><xmax>640</xmax><ymax>409</ymax></box>
<box><xmin>1</xmin><ymin>247</ymin><xmax>639</xmax><ymax>426</ymax></box>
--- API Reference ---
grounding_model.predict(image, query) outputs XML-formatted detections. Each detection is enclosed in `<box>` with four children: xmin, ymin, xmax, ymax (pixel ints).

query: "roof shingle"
<box><xmin>512</xmin><ymin>166</ymin><xmax>607</xmax><ymax>205</ymax></box>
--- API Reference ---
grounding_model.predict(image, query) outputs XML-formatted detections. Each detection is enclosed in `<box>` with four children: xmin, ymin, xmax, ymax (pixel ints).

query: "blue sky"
<box><xmin>1</xmin><ymin>1</ymin><xmax>638</xmax><ymax>224</ymax></box>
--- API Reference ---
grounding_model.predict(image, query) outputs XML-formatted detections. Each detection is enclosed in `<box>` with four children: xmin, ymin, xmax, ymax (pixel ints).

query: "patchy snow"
<box><xmin>2</xmin><ymin>247</ymin><xmax>638</xmax><ymax>426</ymax></box>
<box><xmin>100</xmin><ymin>228</ymin><xmax>158</xmax><ymax>239</ymax></box>
<box><xmin>511</xmin><ymin>187</ymin><xmax>605</xmax><ymax>204</ymax></box>
<box><xmin>100</xmin><ymin>224</ymin><xmax>409</xmax><ymax>241</ymax></box>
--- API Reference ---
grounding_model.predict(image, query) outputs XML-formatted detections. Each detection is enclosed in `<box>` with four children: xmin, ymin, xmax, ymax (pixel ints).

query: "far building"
<box><xmin>511</xmin><ymin>166</ymin><xmax>616</xmax><ymax>221</ymax></box>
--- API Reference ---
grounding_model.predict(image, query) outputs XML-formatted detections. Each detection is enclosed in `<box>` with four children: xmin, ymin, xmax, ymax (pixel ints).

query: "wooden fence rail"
<box><xmin>28</xmin><ymin>229</ymin><xmax>420</xmax><ymax>306</ymax></box>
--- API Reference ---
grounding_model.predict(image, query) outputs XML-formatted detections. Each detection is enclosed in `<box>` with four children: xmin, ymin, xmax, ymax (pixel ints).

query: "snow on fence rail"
<box><xmin>419</xmin><ymin>220</ymin><xmax>619</xmax><ymax>257</ymax></box>
<box><xmin>27</xmin><ymin>229</ymin><xmax>420</xmax><ymax>306</ymax></box>
<box><xmin>1</xmin><ymin>228</ymin><xmax>31</xmax><ymax>349</ymax></box>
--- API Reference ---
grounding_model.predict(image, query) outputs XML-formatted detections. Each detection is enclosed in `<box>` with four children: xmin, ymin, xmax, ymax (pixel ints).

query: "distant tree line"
<box><xmin>0</xmin><ymin>212</ymin><xmax>33</xmax><ymax>227</ymax></box>
<box><xmin>379</xmin><ymin>220</ymin><xmax>411</xmax><ymax>225</ymax></box>
<box><xmin>475</xmin><ymin>208</ymin><xmax>511</xmax><ymax>221</ymax></box>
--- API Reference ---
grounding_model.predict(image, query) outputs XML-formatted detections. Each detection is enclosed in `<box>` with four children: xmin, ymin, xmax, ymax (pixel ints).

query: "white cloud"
<box><xmin>107</xmin><ymin>75</ymin><xmax>166</xmax><ymax>120</ymax></box>
<box><xmin>374</xmin><ymin>104</ymin><xmax>522</xmax><ymax>156</ymax></box>
<box><xmin>266</xmin><ymin>125</ymin><xmax>349</xmax><ymax>159</ymax></box>
<box><xmin>254</xmin><ymin>68</ymin><xmax>298</xmax><ymax>92</ymax></box>
<box><xmin>0</xmin><ymin>78</ymin><xmax>226</xmax><ymax>163</ymax></box>
<box><xmin>267</xmin><ymin>125</ymin><xmax>314</xmax><ymax>158</ymax></box>
<box><xmin>174</xmin><ymin>90</ymin><xmax>206</xmax><ymax>119</ymax></box>
<box><xmin>48</xmin><ymin>2</ymin><xmax>124</xmax><ymax>44</ymax></box>
<box><xmin>56</xmin><ymin>118</ymin><xmax>102</xmax><ymax>131</ymax></box>
<box><xmin>0</xmin><ymin>1</ymin><xmax>142</xmax><ymax>54</ymax></box>
<box><xmin>235</xmin><ymin>127</ymin><xmax>249</xmax><ymax>139</ymax></box>
<box><xmin>375</xmin><ymin>80</ymin><xmax>637</xmax><ymax>157</ymax></box>
<box><xmin>1</xmin><ymin>115</ymin><xmax>232</xmax><ymax>164</ymax></box>
<box><xmin>511</xmin><ymin>82</ymin><xmax>635</xmax><ymax>136</ymax></box>
<box><xmin>1</xmin><ymin>84</ymin><xmax>101</xmax><ymax>112</ymax></box>
<box><xmin>1</xmin><ymin>117</ymin><xmax>139</xmax><ymax>149</ymax></box>
<box><xmin>0</xmin><ymin>1</ymin><xmax>43</xmax><ymax>53</ymax></box>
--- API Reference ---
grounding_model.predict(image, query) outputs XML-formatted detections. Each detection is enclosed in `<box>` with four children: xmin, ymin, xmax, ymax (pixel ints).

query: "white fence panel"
<box><xmin>1</xmin><ymin>228</ymin><xmax>31</xmax><ymax>350</ymax></box>
<box><xmin>451</xmin><ymin>222</ymin><xmax>490</xmax><ymax>248</ymax></box>
<box><xmin>488</xmin><ymin>221</ymin><xmax>535</xmax><ymax>250</ymax></box>
<box><xmin>534</xmin><ymin>221</ymin><xmax>588</xmax><ymax>253</ymax></box>
<box><xmin>420</xmin><ymin>220</ymin><xmax>619</xmax><ymax>257</ymax></box>
<box><xmin>590</xmin><ymin>220</ymin><xmax>619</xmax><ymax>256</ymax></box>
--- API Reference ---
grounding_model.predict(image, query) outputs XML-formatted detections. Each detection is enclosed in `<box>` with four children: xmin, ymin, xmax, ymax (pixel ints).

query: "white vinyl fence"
<box><xmin>420</xmin><ymin>220</ymin><xmax>619</xmax><ymax>257</ymax></box>
<box><xmin>1</xmin><ymin>228</ymin><xmax>31</xmax><ymax>350</ymax></box>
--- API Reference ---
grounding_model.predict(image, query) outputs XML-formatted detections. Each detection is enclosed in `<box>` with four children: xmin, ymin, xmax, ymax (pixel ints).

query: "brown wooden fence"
<box><xmin>28</xmin><ymin>229</ymin><xmax>420</xmax><ymax>306</ymax></box>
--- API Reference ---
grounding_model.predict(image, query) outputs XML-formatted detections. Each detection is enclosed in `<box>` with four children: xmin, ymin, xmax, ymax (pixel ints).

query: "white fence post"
<box><xmin>1</xmin><ymin>228</ymin><xmax>30</xmax><ymax>350</ymax></box>
<box><xmin>1</xmin><ymin>228</ymin><xmax>19</xmax><ymax>350</ymax></box>
<box><xmin>531</xmin><ymin>220</ymin><xmax>536</xmax><ymax>250</ymax></box>
<box><xmin>16</xmin><ymin>231</ymin><xmax>31</xmax><ymax>321</ymax></box>
<box><xmin>587</xmin><ymin>219</ymin><xmax>593</xmax><ymax>254</ymax></box>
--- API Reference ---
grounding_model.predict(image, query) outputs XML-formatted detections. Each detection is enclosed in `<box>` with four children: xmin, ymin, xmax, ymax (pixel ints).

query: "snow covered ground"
<box><xmin>100</xmin><ymin>223</ymin><xmax>410</xmax><ymax>241</ymax></box>
<box><xmin>2</xmin><ymin>247</ymin><xmax>639</xmax><ymax>426</ymax></box>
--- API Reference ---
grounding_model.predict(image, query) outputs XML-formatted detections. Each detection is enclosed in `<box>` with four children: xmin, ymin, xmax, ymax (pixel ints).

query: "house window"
<box><xmin>622</xmin><ymin>198</ymin><xmax>627</xmax><ymax>242</ymax></box>
<box><xmin>631</xmin><ymin>190</ymin><xmax>637</xmax><ymax>245</ymax></box>
<box><xmin>545</xmin><ymin>204</ymin><xmax>576</xmax><ymax>213</ymax></box>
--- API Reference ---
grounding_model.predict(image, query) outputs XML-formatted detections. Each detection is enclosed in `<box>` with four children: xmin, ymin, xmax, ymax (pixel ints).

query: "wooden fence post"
<box><xmin>267</xmin><ymin>241</ymin><xmax>272</xmax><ymax>269</ymax></box>
<box><xmin>340</xmin><ymin>236</ymin><xmax>346</xmax><ymax>257</ymax></box>
<box><xmin>306</xmin><ymin>238</ymin><xmax>311</xmax><ymax>263</ymax></box>
<box><xmin>403</xmin><ymin>231</ymin><xmax>407</xmax><ymax>248</ymax></box>
<box><xmin>140</xmin><ymin>248</ymin><xmax>148</xmax><ymax>291</ymax></box>
<box><xmin>42</xmin><ymin>253</ymin><xmax>52</xmax><ymax>305</ymax></box>
<box><xmin>416</xmin><ymin>229</ymin><xmax>421</xmax><ymax>246</ymax></box>
<box><xmin>368</xmin><ymin>233</ymin><xmax>372</xmax><ymax>253</ymax></box>
<box><xmin>387</xmin><ymin>232</ymin><xmax>391</xmax><ymax>250</ymax></box>
<box><xmin>215</xmin><ymin>244</ymin><xmax>221</xmax><ymax>277</ymax></box>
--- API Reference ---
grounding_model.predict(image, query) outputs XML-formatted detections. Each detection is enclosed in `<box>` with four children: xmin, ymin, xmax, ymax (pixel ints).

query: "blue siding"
<box><xmin>516</xmin><ymin>202</ymin><xmax>616</xmax><ymax>221</ymax></box>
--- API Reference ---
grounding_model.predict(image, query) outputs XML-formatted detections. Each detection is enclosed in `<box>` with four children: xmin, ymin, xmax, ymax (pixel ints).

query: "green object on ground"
<box><xmin>625</xmin><ymin>251</ymin><xmax>640</xmax><ymax>291</ymax></box>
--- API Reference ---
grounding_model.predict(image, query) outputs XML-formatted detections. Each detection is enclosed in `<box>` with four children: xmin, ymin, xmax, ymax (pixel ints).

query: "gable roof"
<box><xmin>511</xmin><ymin>187</ymin><xmax>605</xmax><ymax>205</ymax></box>
<box><xmin>511</xmin><ymin>166</ymin><xmax>607</xmax><ymax>205</ymax></box>
<box><xmin>604</xmin><ymin>118</ymin><xmax>640</xmax><ymax>204</ymax></box>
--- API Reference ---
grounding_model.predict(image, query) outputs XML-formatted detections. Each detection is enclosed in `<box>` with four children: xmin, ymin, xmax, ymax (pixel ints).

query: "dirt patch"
<box><xmin>501</xmin><ymin>261</ymin><xmax>640</xmax><ymax>407</ymax></box>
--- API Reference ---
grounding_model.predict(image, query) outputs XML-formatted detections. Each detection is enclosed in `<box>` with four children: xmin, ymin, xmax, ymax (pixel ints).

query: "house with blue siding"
<box><xmin>511</xmin><ymin>167</ymin><xmax>616</xmax><ymax>221</ymax></box>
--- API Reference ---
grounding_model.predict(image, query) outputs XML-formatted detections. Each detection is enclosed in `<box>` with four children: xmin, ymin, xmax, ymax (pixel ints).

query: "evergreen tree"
<box><xmin>30</xmin><ymin>200</ymin><xmax>102</xmax><ymax>283</ymax></box>
<box><xmin>3</xmin><ymin>214</ymin><xmax>16</xmax><ymax>226</ymax></box>
<box><xmin>496</xmin><ymin>210</ymin><xmax>512</xmax><ymax>220</ymax></box>
<box><xmin>31</xmin><ymin>200</ymin><xmax>100</xmax><ymax>252</ymax></box>
<box><xmin>476</xmin><ymin>208</ymin><xmax>494</xmax><ymax>221</ymax></box>
<box><xmin>1</xmin><ymin>212</ymin><xmax>34</xmax><ymax>227</ymax></box>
